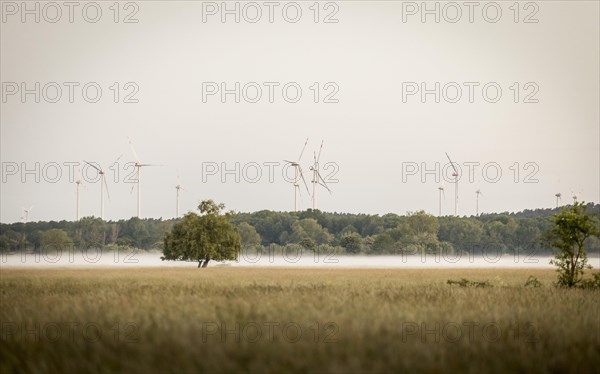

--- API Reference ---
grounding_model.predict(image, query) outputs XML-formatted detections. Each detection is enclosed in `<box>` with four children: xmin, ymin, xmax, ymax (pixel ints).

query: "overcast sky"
<box><xmin>1</xmin><ymin>1</ymin><xmax>598</xmax><ymax>223</ymax></box>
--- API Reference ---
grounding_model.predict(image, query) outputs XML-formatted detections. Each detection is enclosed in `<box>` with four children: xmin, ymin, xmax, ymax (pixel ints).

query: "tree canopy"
<box><xmin>162</xmin><ymin>200</ymin><xmax>240</xmax><ymax>267</ymax></box>
<box><xmin>546</xmin><ymin>202</ymin><xmax>600</xmax><ymax>287</ymax></box>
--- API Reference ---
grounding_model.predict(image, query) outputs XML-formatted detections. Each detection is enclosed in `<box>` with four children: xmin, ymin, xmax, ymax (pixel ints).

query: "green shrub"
<box><xmin>580</xmin><ymin>272</ymin><xmax>600</xmax><ymax>289</ymax></box>
<box><xmin>447</xmin><ymin>278</ymin><xmax>492</xmax><ymax>288</ymax></box>
<box><xmin>524</xmin><ymin>275</ymin><xmax>542</xmax><ymax>288</ymax></box>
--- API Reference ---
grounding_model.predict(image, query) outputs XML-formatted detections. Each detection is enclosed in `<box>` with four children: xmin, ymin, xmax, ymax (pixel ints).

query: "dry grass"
<box><xmin>1</xmin><ymin>268</ymin><xmax>599</xmax><ymax>373</ymax></box>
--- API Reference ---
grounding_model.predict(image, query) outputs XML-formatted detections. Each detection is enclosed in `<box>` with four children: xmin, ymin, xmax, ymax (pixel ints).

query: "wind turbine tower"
<box><xmin>22</xmin><ymin>206</ymin><xmax>34</xmax><ymax>223</ymax></box>
<box><xmin>555</xmin><ymin>192</ymin><xmax>562</xmax><ymax>208</ymax></box>
<box><xmin>437</xmin><ymin>183</ymin><xmax>445</xmax><ymax>217</ymax></box>
<box><xmin>445</xmin><ymin>152</ymin><xmax>459</xmax><ymax>216</ymax></box>
<box><xmin>83</xmin><ymin>157</ymin><xmax>120</xmax><ymax>220</ymax></box>
<box><xmin>128</xmin><ymin>139</ymin><xmax>160</xmax><ymax>218</ymax></box>
<box><xmin>475</xmin><ymin>189</ymin><xmax>483</xmax><ymax>216</ymax></box>
<box><xmin>175</xmin><ymin>175</ymin><xmax>184</xmax><ymax>218</ymax></box>
<box><xmin>75</xmin><ymin>170</ymin><xmax>84</xmax><ymax>221</ymax></box>
<box><xmin>309</xmin><ymin>140</ymin><xmax>331</xmax><ymax>210</ymax></box>
<box><xmin>284</xmin><ymin>138</ymin><xmax>311</xmax><ymax>212</ymax></box>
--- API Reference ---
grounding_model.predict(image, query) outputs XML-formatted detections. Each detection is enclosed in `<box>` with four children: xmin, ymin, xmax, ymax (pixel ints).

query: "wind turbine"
<box><xmin>555</xmin><ymin>192</ymin><xmax>562</xmax><ymax>208</ymax></box>
<box><xmin>571</xmin><ymin>190</ymin><xmax>581</xmax><ymax>205</ymax></box>
<box><xmin>445</xmin><ymin>152</ymin><xmax>459</xmax><ymax>216</ymax></box>
<box><xmin>128</xmin><ymin>139</ymin><xmax>161</xmax><ymax>218</ymax></box>
<box><xmin>475</xmin><ymin>189</ymin><xmax>483</xmax><ymax>216</ymax></box>
<box><xmin>75</xmin><ymin>168</ymin><xmax>85</xmax><ymax>221</ymax></box>
<box><xmin>83</xmin><ymin>156</ymin><xmax>120</xmax><ymax>220</ymax></box>
<box><xmin>437</xmin><ymin>182</ymin><xmax>445</xmax><ymax>217</ymax></box>
<box><xmin>175</xmin><ymin>175</ymin><xmax>184</xmax><ymax>218</ymax></box>
<box><xmin>21</xmin><ymin>206</ymin><xmax>34</xmax><ymax>223</ymax></box>
<box><xmin>309</xmin><ymin>140</ymin><xmax>332</xmax><ymax>210</ymax></box>
<box><xmin>284</xmin><ymin>138</ymin><xmax>311</xmax><ymax>212</ymax></box>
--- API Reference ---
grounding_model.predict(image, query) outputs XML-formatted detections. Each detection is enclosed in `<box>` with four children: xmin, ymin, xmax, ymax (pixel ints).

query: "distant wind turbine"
<box><xmin>475</xmin><ymin>189</ymin><xmax>483</xmax><ymax>216</ymax></box>
<box><xmin>555</xmin><ymin>192</ymin><xmax>562</xmax><ymax>208</ymax></box>
<box><xmin>437</xmin><ymin>182</ymin><xmax>445</xmax><ymax>217</ymax></box>
<box><xmin>309</xmin><ymin>140</ymin><xmax>332</xmax><ymax>210</ymax></box>
<box><xmin>22</xmin><ymin>206</ymin><xmax>34</xmax><ymax>223</ymax></box>
<box><xmin>571</xmin><ymin>190</ymin><xmax>582</xmax><ymax>205</ymax></box>
<box><xmin>284</xmin><ymin>138</ymin><xmax>311</xmax><ymax>212</ymax></box>
<box><xmin>83</xmin><ymin>155</ymin><xmax>121</xmax><ymax>220</ymax></box>
<box><xmin>75</xmin><ymin>168</ymin><xmax>85</xmax><ymax>221</ymax></box>
<box><xmin>128</xmin><ymin>139</ymin><xmax>162</xmax><ymax>218</ymax></box>
<box><xmin>175</xmin><ymin>175</ymin><xmax>184</xmax><ymax>218</ymax></box>
<box><xmin>445</xmin><ymin>152</ymin><xmax>459</xmax><ymax>216</ymax></box>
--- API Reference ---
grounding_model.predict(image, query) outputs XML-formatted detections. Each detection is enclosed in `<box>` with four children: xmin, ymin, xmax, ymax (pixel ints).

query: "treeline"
<box><xmin>0</xmin><ymin>217</ymin><xmax>173</xmax><ymax>252</ymax></box>
<box><xmin>232</xmin><ymin>204</ymin><xmax>600</xmax><ymax>254</ymax></box>
<box><xmin>1</xmin><ymin>203</ymin><xmax>599</xmax><ymax>255</ymax></box>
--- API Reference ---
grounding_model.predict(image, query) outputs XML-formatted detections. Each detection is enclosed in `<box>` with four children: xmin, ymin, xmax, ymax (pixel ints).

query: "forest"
<box><xmin>1</xmin><ymin>203</ymin><xmax>599</xmax><ymax>255</ymax></box>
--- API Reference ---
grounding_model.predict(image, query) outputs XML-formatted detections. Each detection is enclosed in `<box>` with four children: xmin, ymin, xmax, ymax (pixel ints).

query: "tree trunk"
<box><xmin>198</xmin><ymin>260</ymin><xmax>204</xmax><ymax>268</ymax></box>
<box><xmin>202</xmin><ymin>259</ymin><xmax>210</xmax><ymax>268</ymax></box>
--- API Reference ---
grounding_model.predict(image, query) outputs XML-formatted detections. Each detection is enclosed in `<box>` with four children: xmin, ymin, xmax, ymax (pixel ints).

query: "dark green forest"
<box><xmin>1</xmin><ymin>203</ymin><xmax>599</xmax><ymax>255</ymax></box>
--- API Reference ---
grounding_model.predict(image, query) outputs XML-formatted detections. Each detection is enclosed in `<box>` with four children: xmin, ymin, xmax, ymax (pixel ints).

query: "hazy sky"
<box><xmin>1</xmin><ymin>1</ymin><xmax>599</xmax><ymax>223</ymax></box>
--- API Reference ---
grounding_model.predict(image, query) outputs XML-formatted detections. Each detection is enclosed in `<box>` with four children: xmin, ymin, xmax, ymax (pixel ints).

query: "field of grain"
<box><xmin>1</xmin><ymin>268</ymin><xmax>599</xmax><ymax>373</ymax></box>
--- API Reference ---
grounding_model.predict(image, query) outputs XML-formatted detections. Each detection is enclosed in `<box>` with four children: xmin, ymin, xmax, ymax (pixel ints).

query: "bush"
<box><xmin>580</xmin><ymin>272</ymin><xmax>600</xmax><ymax>289</ymax></box>
<box><xmin>447</xmin><ymin>278</ymin><xmax>492</xmax><ymax>288</ymax></box>
<box><xmin>546</xmin><ymin>202</ymin><xmax>599</xmax><ymax>287</ymax></box>
<box><xmin>524</xmin><ymin>275</ymin><xmax>542</xmax><ymax>288</ymax></box>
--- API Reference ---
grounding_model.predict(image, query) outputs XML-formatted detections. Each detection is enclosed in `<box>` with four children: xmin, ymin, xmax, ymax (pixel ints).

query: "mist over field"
<box><xmin>0</xmin><ymin>251</ymin><xmax>571</xmax><ymax>269</ymax></box>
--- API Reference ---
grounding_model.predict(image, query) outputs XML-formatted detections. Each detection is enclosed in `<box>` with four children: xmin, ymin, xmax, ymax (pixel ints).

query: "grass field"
<box><xmin>1</xmin><ymin>267</ymin><xmax>599</xmax><ymax>373</ymax></box>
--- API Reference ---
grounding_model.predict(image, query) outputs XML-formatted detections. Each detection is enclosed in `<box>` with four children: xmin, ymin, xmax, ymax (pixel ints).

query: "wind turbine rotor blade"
<box><xmin>128</xmin><ymin>138</ymin><xmax>141</xmax><ymax>163</ymax></box>
<box><xmin>111</xmin><ymin>154</ymin><xmax>123</xmax><ymax>168</ymax></box>
<box><xmin>298</xmin><ymin>167</ymin><xmax>311</xmax><ymax>196</ymax></box>
<box><xmin>283</xmin><ymin>160</ymin><xmax>295</xmax><ymax>164</ymax></box>
<box><xmin>297</xmin><ymin>138</ymin><xmax>309</xmax><ymax>162</ymax></box>
<box><xmin>319</xmin><ymin>182</ymin><xmax>332</xmax><ymax>194</ymax></box>
<box><xmin>444</xmin><ymin>152</ymin><xmax>452</xmax><ymax>163</ymax></box>
<box><xmin>317</xmin><ymin>172</ymin><xmax>332</xmax><ymax>192</ymax></box>
<box><xmin>316</xmin><ymin>140</ymin><xmax>324</xmax><ymax>163</ymax></box>
<box><xmin>445</xmin><ymin>152</ymin><xmax>459</xmax><ymax>174</ymax></box>
<box><xmin>83</xmin><ymin>160</ymin><xmax>102</xmax><ymax>173</ymax></box>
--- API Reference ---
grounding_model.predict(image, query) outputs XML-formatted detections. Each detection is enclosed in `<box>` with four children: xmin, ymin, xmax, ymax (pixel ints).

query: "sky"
<box><xmin>1</xmin><ymin>1</ymin><xmax>599</xmax><ymax>223</ymax></box>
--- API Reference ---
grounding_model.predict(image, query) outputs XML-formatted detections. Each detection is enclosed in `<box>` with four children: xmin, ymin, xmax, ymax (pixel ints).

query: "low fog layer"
<box><xmin>3</xmin><ymin>251</ymin><xmax>591</xmax><ymax>269</ymax></box>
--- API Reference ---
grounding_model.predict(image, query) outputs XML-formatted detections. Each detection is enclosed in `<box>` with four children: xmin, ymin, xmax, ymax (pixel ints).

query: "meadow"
<box><xmin>1</xmin><ymin>267</ymin><xmax>599</xmax><ymax>373</ymax></box>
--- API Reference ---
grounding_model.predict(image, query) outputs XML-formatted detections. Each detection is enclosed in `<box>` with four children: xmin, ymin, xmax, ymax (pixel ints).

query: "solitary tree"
<box><xmin>162</xmin><ymin>200</ymin><xmax>240</xmax><ymax>268</ymax></box>
<box><xmin>546</xmin><ymin>202</ymin><xmax>599</xmax><ymax>287</ymax></box>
